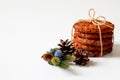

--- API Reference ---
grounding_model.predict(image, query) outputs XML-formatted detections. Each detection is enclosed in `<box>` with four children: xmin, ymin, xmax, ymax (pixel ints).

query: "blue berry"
<box><xmin>50</xmin><ymin>48</ymin><xmax>53</xmax><ymax>53</ymax></box>
<box><xmin>55</xmin><ymin>50</ymin><xmax>62</xmax><ymax>57</ymax></box>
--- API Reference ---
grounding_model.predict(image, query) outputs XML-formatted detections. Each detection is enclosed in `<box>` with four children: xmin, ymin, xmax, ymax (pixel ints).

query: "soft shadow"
<box><xmin>85</xmin><ymin>60</ymin><xmax>97</xmax><ymax>67</ymax></box>
<box><xmin>59</xmin><ymin>64</ymin><xmax>80</xmax><ymax>75</ymax></box>
<box><xmin>63</xmin><ymin>60</ymin><xmax>97</xmax><ymax>75</ymax></box>
<box><xmin>104</xmin><ymin>44</ymin><xmax>120</xmax><ymax>58</ymax></box>
<box><xmin>66</xmin><ymin>67</ymin><xmax>80</xmax><ymax>75</ymax></box>
<box><xmin>61</xmin><ymin>61</ymin><xmax>97</xmax><ymax>76</ymax></box>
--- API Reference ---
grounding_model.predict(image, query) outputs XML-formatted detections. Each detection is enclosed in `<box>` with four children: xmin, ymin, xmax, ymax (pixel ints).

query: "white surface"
<box><xmin>0</xmin><ymin>0</ymin><xmax>120</xmax><ymax>80</ymax></box>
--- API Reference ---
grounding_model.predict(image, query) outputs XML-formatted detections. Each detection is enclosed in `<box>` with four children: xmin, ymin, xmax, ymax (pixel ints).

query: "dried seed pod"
<box><xmin>42</xmin><ymin>53</ymin><xmax>53</xmax><ymax>61</ymax></box>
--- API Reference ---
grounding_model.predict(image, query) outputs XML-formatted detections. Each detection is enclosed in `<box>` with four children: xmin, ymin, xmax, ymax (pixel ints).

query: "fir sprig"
<box><xmin>42</xmin><ymin>39</ymin><xmax>89</xmax><ymax>69</ymax></box>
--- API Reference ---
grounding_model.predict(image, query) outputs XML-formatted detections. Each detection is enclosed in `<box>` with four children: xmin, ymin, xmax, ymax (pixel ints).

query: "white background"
<box><xmin>0</xmin><ymin>0</ymin><xmax>120</xmax><ymax>80</ymax></box>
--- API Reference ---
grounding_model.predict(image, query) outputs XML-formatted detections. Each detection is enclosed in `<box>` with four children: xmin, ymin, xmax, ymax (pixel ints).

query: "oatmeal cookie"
<box><xmin>74</xmin><ymin>32</ymin><xmax>113</xmax><ymax>39</ymax></box>
<box><xmin>81</xmin><ymin>48</ymin><xmax>112</xmax><ymax>57</ymax></box>
<box><xmin>73</xmin><ymin>21</ymin><xmax>114</xmax><ymax>34</ymax></box>
<box><xmin>72</xmin><ymin>41</ymin><xmax>113</xmax><ymax>51</ymax></box>
<box><xmin>73</xmin><ymin>37</ymin><xmax>113</xmax><ymax>46</ymax></box>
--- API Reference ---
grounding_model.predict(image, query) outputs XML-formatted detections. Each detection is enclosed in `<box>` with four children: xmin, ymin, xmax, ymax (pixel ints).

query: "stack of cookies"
<box><xmin>72</xmin><ymin>20</ymin><xmax>114</xmax><ymax>57</ymax></box>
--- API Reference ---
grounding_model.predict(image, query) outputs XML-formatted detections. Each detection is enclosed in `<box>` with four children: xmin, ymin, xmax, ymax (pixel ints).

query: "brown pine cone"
<box><xmin>74</xmin><ymin>49</ymin><xmax>89</xmax><ymax>65</ymax></box>
<box><xmin>57</xmin><ymin>39</ymin><xmax>75</xmax><ymax>55</ymax></box>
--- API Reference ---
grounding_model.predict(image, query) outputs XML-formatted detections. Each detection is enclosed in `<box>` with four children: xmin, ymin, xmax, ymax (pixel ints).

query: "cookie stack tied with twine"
<box><xmin>72</xmin><ymin>9</ymin><xmax>114</xmax><ymax>57</ymax></box>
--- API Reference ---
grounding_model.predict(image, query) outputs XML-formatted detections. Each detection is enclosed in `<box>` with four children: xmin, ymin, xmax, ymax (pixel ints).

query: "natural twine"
<box><xmin>71</xmin><ymin>8</ymin><xmax>114</xmax><ymax>56</ymax></box>
<box><xmin>89</xmin><ymin>8</ymin><xmax>106</xmax><ymax>56</ymax></box>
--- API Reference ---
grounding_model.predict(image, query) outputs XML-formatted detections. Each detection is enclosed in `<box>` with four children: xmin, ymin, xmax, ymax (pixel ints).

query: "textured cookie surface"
<box><xmin>72</xmin><ymin>41</ymin><xmax>113</xmax><ymax>51</ymax></box>
<box><xmin>73</xmin><ymin>37</ymin><xmax>113</xmax><ymax>46</ymax></box>
<box><xmin>73</xmin><ymin>21</ymin><xmax>114</xmax><ymax>33</ymax></box>
<box><xmin>74</xmin><ymin>32</ymin><xmax>113</xmax><ymax>39</ymax></box>
<box><xmin>80</xmin><ymin>48</ymin><xmax>112</xmax><ymax>57</ymax></box>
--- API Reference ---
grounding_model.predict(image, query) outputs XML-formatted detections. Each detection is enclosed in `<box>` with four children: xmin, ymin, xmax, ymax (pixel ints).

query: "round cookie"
<box><xmin>74</xmin><ymin>32</ymin><xmax>113</xmax><ymax>39</ymax></box>
<box><xmin>73</xmin><ymin>37</ymin><xmax>113</xmax><ymax>46</ymax></box>
<box><xmin>72</xmin><ymin>41</ymin><xmax>113</xmax><ymax>51</ymax></box>
<box><xmin>73</xmin><ymin>21</ymin><xmax>114</xmax><ymax>34</ymax></box>
<box><xmin>80</xmin><ymin>48</ymin><xmax>112</xmax><ymax>57</ymax></box>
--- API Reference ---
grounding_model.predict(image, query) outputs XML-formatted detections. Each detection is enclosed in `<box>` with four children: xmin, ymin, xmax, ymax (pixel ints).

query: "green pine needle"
<box><xmin>64</xmin><ymin>54</ymin><xmax>76</xmax><ymax>61</ymax></box>
<box><xmin>59</xmin><ymin>61</ymin><xmax>69</xmax><ymax>69</ymax></box>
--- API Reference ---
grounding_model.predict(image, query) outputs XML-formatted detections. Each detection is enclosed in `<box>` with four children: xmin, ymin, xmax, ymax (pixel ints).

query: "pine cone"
<box><xmin>74</xmin><ymin>49</ymin><xmax>89</xmax><ymax>65</ymax></box>
<box><xmin>58</xmin><ymin>39</ymin><xmax>75</xmax><ymax>55</ymax></box>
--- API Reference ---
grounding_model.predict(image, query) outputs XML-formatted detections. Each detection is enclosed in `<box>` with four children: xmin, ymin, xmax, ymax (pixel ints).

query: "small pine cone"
<box><xmin>57</xmin><ymin>39</ymin><xmax>75</xmax><ymax>55</ymax></box>
<box><xmin>74</xmin><ymin>49</ymin><xmax>89</xmax><ymax>65</ymax></box>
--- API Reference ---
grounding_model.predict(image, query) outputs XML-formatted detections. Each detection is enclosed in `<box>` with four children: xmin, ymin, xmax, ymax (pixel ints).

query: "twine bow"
<box><xmin>88</xmin><ymin>8</ymin><xmax>106</xmax><ymax>56</ymax></box>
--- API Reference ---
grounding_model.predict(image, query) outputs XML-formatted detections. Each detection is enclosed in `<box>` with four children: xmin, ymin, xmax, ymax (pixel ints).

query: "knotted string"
<box><xmin>89</xmin><ymin>8</ymin><xmax>106</xmax><ymax>56</ymax></box>
<box><xmin>71</xmin><ymin>8</ymin><xmax>114</xmax><ymax>56</ymax></box>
